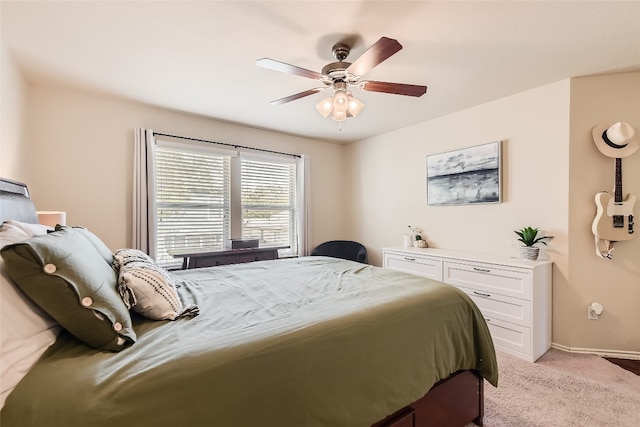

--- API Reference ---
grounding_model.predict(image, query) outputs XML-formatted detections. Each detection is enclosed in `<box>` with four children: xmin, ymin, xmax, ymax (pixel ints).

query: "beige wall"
<box><xmin>344</xmin><ymin>80</ymin><xmax>570</xmax><ymax>267</ymax></box>
<box><xmin>0</xmin><ymin>41</ymin><xmax>29</xmax><ymax>181</ymax></box>
<box><xmin>344</xmin><ymin>80</ymin><xmax>571</xmax><ymax>348</ymax></box>
<box><xmin>345</xmin><ymin>74</ymin><xmax>640</xmax><ymax>356</ymax></box>
<box><xmin>20</xmin><ymin>84</ymin><xmax>345</xmax><ymax>252</ymax></box>
<box><xmin>566</xmin><ymin>72</ymin><xmax>640</xmax><ymax>354</ymax></box>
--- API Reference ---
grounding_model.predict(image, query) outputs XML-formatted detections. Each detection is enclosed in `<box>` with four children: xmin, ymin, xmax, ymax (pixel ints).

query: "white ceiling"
<box><xmin>2</xmin><ymin>1</ymin><xmax>639</xmax><ymax>144</ymax></box>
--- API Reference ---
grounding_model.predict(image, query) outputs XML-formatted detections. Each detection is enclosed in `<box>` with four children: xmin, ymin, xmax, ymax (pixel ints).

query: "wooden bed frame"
<box><xmin>0</xmin><ymin>177</ymin><xmax>484</xmax><ymax>427</ymax></box>
<box><xmin>372</xmin><ymin>370</ymin><xmax>483</xmax><ymax>427</ymax></box>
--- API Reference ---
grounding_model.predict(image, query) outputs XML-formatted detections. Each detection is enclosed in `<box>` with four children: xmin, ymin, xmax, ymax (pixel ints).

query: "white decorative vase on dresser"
<box><xmin>382</xmin><ymin>246</ymin><xmax>553</xmax><ymax>362</ymax></box>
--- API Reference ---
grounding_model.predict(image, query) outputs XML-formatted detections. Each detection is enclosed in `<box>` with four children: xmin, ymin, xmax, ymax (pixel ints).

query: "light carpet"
<box><xmin>473</xmin><ymin>349</ymin><xmax>640</xmax><ymax>426</ymax></box>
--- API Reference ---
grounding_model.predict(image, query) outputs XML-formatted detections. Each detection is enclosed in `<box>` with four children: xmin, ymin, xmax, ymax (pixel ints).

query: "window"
<box><xmin>241</xmin><ymin>156</ymin><xmax>297</xmax><ymax>256</ymax></box>
<box><xmin>152</xmin><ymin>139</ymin><xmax>298</xmax><ymax>266</ymax></box>
<box><xmin>154</xmin><ymin>142</ymin><xmax>231</xmax><ymax>265</ymax></box>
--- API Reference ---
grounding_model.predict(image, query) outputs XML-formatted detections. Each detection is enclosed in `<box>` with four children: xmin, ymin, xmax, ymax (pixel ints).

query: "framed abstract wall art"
<box><xmin>426</xmin><ymin>141</ymin><xmax>502</xmax><ymax>205</ymax></box>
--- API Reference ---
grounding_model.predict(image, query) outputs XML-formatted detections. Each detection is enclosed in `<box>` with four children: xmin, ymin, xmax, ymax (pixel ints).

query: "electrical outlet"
<box><xmin>587</xmin><ymin>306</ymin><xmax>598</xmax><ymax>320</ymax></box>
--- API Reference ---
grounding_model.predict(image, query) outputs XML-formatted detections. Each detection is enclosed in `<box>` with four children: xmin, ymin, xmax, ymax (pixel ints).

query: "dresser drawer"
<box><xmin>484</xmin><ymin>316</ymin><xmax>532</xmax><ymax>357</ymax></box>
<box><xmin>443</xmin><ymin>261</ymin><xmax>532</xmax><ymax>300</ymax></box>
<box><xmin>457</xmin><ymin>285</ymin><xmax>531</xmax><ymax>327</ymax></box>
<box><xmin>384</xmin><ymin>252</ymin><xmax>442</xmax><ymax>281</ymax></box>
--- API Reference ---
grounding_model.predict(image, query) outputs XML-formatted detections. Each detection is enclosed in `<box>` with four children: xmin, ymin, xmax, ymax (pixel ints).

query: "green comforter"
<box><xmin>1</xmin><ymin>257</ymin><xmax>497</xmax><ymax>427</ymax></box>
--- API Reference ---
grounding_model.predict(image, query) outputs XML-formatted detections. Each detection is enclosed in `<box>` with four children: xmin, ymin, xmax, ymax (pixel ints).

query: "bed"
<box><xmin>0</xmin><ymin>177</ymin><xmax>498</xmax><ymax>427</ymax></box>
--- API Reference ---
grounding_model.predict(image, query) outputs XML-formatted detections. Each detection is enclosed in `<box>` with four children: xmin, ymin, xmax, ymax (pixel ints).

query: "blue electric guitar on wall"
<box><xmin>592</xmin><ymin>158</ymin><xmax>635</xmax><ymax>242</ymax></box>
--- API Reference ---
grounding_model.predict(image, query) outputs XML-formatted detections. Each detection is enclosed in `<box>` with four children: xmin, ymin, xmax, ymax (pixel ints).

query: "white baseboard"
<box><xmin>551</xmin><ymin>343</ymin><xmax>640</xmax><ymax>360</ymax></box>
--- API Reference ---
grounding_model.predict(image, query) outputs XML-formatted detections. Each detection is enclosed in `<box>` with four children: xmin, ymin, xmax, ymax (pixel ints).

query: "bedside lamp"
<box><xmin>37</xmin><ymin>211</ymin><xmax>67</xmax><ymax>228</ymax></box>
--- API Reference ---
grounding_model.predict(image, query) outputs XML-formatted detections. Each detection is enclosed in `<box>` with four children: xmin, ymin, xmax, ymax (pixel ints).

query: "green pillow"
<box><xmin>0</xmin><ymin>228</ymin><xmax>135</xmax><ymax>351</ymax></box>
<box><xmin>55</xmin><ymin>225</ymin><xmax>114</xmax><ymax>265</ymax></box>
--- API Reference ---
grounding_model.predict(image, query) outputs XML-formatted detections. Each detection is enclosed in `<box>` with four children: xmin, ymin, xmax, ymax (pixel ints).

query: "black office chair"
<box><xmin>310</xmin><ymin>240</ymin><xmax>368</xmax><ymax>264</ymax></box>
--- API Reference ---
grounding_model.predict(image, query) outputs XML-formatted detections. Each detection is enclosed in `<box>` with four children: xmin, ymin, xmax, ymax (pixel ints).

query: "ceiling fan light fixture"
<box><xmin>347</xmin><ymin>92</ymin><xmax>365</xmax><ymax>117</ymax></box>
<box><xmin>316</xmin><ymin>87</ymin><xmax>365</xmax><ymax>122</ymax></box>
<box><xmin>332</xmin><ymin>91</ymin><xmax>349</xmax><ymax>113</ymax></box>
<box><xmin>316</xmin><ymin>97</ymin><xmax>333</xmax><ymax>118</ymax></box>
<box><xmin>331</xmin><ymin>110</ymin><xmax>347</xmax><ymax>122</ymax></box>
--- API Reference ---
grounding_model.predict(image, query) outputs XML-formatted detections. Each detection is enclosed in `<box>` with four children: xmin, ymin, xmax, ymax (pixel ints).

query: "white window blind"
<box><xmin>150</xmin><ymin>138</ymin><xmax>301</xmax><ymax>266</ymax></box>
<box><xmin>240</xmin><ymin>157</ymin><xmax>297</xmax><ymax>255</ymax></box>
<box><xmin>154</xmin><ymin>143</ymin><xmax>231</xmax><ymax>265</ymax></box>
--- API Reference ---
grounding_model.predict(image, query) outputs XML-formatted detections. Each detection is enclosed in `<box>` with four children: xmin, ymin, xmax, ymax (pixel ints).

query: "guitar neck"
<box><xmin>614</xmin><ymin>158</ymin><xmax>622</xmax><ymax>203</ymax></box>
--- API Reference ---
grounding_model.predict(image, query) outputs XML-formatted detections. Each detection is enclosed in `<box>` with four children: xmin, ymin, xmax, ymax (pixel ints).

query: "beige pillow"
<box><xmin>2</xmin><ymin>220</ymin><xmax>52</xmax><ymax>237</ymax></box>
<box><xmin>114</xmin><ymin>249</ymin><xmax>198</xmax><ymax>321</ymax></box>
<box><xmin>0</xmin><ymin>223</ymin><xmax>60</xmax><ymax>409</ymax></box>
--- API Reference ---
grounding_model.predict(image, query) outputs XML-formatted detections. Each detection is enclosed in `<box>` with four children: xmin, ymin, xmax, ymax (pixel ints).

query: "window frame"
<box><xmin>238</xmin><ymin>152</ymin><xmax>298</xmax><ymax>257</ymax></box>
<box><xmin>151</xmin><ymin>138</ymin><xmax>300</xmax><ymax>267</ymax></box>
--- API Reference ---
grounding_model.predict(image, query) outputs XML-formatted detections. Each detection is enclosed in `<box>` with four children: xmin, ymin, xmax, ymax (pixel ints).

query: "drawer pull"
<box><xmin>473</xmin><ymin>267</ymin><xmax>491</xmax><ymax>273</ymax></box>
<box><xmin>403</xmin><ymin>257</ymin><xmax>416</xmax><ymax>261</ymax></box>
<box><xmin>473</xmin><ymin>291</ymin><xmax>491</xmax><ymax>298</ymax></box>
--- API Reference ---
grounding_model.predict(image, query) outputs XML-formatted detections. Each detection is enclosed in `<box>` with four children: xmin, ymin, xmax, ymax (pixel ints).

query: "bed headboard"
<box><xmin>0</xmin><ymin>178</ymin><xmax>39</xmax><ymax>224</ymax></box>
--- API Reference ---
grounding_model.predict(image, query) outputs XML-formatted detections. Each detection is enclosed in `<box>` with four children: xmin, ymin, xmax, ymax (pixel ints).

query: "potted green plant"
<box><xmin>514</xmin><ymin>226</ymin><xmax>551</xmax><ymax>260</ymax></box>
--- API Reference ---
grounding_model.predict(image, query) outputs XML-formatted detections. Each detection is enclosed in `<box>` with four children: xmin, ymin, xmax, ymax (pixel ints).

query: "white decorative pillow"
<box><xmin>2</xmin><ymin>220</ymin><xmax>52</xmax><ymax>237</ymax></box>
<box><xmin>0</xmin><ymin>222</ymin><xmax>60</xmax><ymax>409</ymax></box>
<box><xmin>114</xmin><ymin>249</ymin><xmax>198</xmax><ymax>321</ymax></box>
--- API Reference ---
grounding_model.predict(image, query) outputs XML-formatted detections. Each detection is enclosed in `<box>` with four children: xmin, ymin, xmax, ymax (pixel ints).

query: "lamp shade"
<box><xmin>332</xmin><ymin>91</ymin><xmax>349</xmax><ymax>114</ymax></box>
<box><xmin>331</xmin><ymin>110</ymin><xmax>347</xmax><ymax>122</ymax></box>
<box><xmin>37</xmin><ymin>211</ymin><xmax>67</xmax><ymax>227</ymax></box>
<box><xmin>316</xmin><ymin>98</ymin><xmax>333</xmax><ymax>118</ymax></box>
<box><xmin>347</xmin><ymin>93</ymin><xmax>365</xmax><ymax>117</ymax></box>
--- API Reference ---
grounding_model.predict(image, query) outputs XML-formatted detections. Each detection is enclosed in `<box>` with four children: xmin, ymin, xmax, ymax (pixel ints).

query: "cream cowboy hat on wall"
<box><xmin>592</xmin><ymin>121</ymin><xmax>639</xmax><ymax>158</ymax></box>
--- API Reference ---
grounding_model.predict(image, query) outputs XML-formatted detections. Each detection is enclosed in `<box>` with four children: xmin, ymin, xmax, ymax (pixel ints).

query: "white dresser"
<box><xmin>382</xmin><ymin>247</ymin><xmax>552</xmax><ymax>362</ymax></box>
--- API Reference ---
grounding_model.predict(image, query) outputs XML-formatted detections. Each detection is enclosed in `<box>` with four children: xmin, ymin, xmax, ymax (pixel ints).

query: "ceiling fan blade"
<box><xmin>347</xmin><ymin>37</ymin><xmax>403</xmax><ymax>77</ymax></box>
<box><xmin>361</xmin><ymin>80</ymin><xmax>427</xmax><ymax>97</ymax></box>
<box><xmin>257</xmin><ymin>58</ymin><xmax>324</xmax><ymax>80</ymax></box>
<box><xmin>270</xmin><ymin>88</ymin><xmax>323</xmax><ymax>105</ymax></box>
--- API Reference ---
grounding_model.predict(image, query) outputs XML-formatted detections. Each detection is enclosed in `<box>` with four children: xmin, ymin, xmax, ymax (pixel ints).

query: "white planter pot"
<box><xmin>519</xmin><ymin>246</ymin><xmax>539</xmax><ymax>260</ymax></box>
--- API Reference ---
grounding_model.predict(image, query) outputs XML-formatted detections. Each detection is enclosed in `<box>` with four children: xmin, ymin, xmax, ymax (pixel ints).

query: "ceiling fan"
<box><xmin>256</xmin><ymin>37</ymin><xmax>427</xmax><ymax>122</ymax></box>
